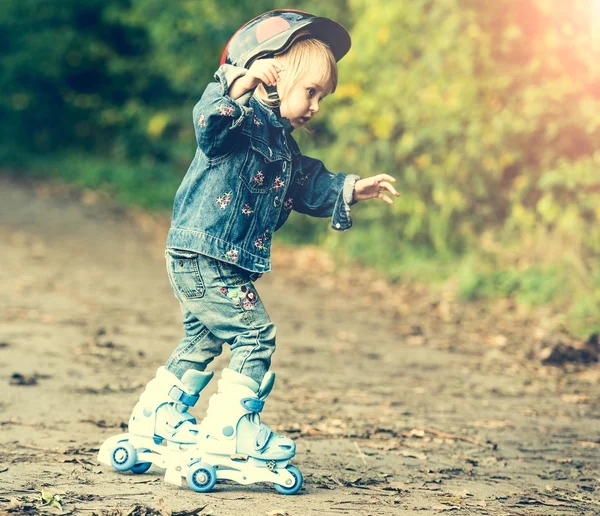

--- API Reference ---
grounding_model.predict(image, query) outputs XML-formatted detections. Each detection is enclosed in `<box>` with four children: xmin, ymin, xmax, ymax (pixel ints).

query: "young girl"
<box><xmin>98</xmin><ymin>9</ymin><xmax>398</xmax><ymax>495</ymax></box>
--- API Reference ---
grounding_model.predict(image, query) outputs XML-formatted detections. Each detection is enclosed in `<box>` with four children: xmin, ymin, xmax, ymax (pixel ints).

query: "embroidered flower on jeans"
<box><xmin>241</xmin><ymin>203</ymin><xmax>254</xmax><ymax>215</ymax></box>
<box><xmin>253</xmin><ymin>115</ymin><xmax>263</xmax><ymax>126</ymax></box>
<box><xmin>217</xmin><ymin>104</ymin><xmax>235</xmax><ymax>116</ymax></box>
<box><xmin>284</xmin><ymin>197</ymin><xmax>293</xmax><ymax>211</ymax></box>
<box><xmin>245</xmin><ymin>290</ymin><xmax>257</xmax><ymax>304</ymax></box>
<box><xmin>198</xmin><ymin>114</ymin><xmax>206</xmax><ymax>127</ymax></box>
<box><xmin>254</xmin><ymin>237</ymin><xmax>266</xmax><ymax>251</ymax></box>
<box><xmin>272</xmin><ymin>177</ymin><xmax>285</xmax><ymax>190</ymax></box>
<box><xmin>216</xmin><ymin>191</ymin><xmax>233</xmax><ymax>209</ymax></box>
<box><xmin>253</xmin><ymin>171</ymin><xmax>264</xmax><ymax>187</ymax></box>
<box><xmin>224</xmin><ymin>249</ymin><xmax>238</xmax><ymax>262</ymax></box>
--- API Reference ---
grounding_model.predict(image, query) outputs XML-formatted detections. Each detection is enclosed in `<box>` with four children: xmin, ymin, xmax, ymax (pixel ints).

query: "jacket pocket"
<box><xmin>166</xmin><ymin>249</ymin><xmax>205</xmax><ymax>299</ymax></box>
<box><xmin>239</xmin><ymin>137</ymin><xmax>280</xmax><ymax>194</ymax></box>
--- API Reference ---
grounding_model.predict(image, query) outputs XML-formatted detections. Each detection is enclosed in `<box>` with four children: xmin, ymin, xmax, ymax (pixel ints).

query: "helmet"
<box><xmin>220</xmin><ymin>9</ymin><xmax>351</xmax><ymax>69</ymax></box>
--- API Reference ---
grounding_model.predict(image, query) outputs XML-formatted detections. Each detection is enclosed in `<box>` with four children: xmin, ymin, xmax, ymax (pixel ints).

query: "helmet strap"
<box><xmin>265</xmin><ymin>85</ymin><xmax>281</xmax><ymax>113</ymax></box>
<box><xmin>265</xmin><ymin>85</ymin><xmax>294</xmax><ymax>132</ymax></box>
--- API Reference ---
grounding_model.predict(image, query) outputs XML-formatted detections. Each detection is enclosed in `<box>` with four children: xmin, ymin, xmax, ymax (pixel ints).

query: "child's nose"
<box><xmin>310</xmin><ymin>101</ymin><xmax>319</xmax><ymax>113</ymax></box>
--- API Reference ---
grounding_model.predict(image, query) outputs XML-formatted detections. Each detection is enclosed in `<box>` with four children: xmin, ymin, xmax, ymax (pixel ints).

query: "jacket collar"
<box><xmin>240</xmin><ymin>98</ymin><xmax>300</xmax><ymax>158</ymax></box>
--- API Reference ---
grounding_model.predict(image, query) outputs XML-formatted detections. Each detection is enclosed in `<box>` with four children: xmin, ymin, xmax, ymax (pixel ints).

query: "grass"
<box><xmin>5</xmin><ymin>152</ymin><xmax>182</xmax><ymax>211</ymax></box>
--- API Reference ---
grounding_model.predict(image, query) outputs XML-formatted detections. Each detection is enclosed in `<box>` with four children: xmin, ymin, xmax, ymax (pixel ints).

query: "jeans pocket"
<box><xmin>216</xmin><ymin>260</ymin><xmax>250</xmax><ymax>288</ymax></box>
<box><xmin>166</xmin><ymin>248</ymin><xmax>205</xmax><ymax>299</ymax></box>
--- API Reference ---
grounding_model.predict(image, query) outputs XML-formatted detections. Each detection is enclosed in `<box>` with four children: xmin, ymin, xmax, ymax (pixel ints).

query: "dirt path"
<box><xmin>0</xmin><ymin>176</ymin><xmax>599</xmax><ymax>515</ymax></box>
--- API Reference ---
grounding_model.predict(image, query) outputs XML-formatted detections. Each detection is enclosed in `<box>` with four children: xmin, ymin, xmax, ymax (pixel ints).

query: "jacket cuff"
<box><xmin>332</xmin><ymin>174</ymin><xmax>360</xmax><ymax>231</ymax></box>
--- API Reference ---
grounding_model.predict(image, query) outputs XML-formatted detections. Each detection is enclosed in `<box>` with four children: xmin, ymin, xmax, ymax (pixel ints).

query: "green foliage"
<box><xmin>300</xmin><ymin>0</ymin><xmax>600</xmax><ymax>334</ymax></box>
<box><xmin>457</xmin><ymin>260</ymin><xmax>561</xmax><ymax>305</ymax></box>
<box><xmin>1</xmin><ymin>0</ymin><xmax>599</xmax><ymax>335</ymax></box>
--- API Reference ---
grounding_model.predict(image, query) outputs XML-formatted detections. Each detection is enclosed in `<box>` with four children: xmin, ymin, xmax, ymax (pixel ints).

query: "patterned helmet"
<box><xmin>220</xmin><ymin>9</ymin><xmax>351</xmax><ymax>68</ymax></box>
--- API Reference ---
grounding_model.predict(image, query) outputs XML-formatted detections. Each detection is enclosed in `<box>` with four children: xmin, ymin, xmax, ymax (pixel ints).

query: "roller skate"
<box><xmin>97</xmin><ymin>366</ymin><xmax>213</xmax><ymax>484</ymax></box>
<box><xmin>183</xmin><ymin>368</ymin><xmax>303</xmax><ymax>495</ymax></box>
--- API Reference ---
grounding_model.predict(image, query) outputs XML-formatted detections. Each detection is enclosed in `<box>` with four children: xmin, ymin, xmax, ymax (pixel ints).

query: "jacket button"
<box><xmin>264</xmin><ymin>230</ymin><xmax>271</xmax><ymax>240</ymax></box>
<box><xmin>274</xmin><ymin>196</ymin><xmax>281</xmax><ymax>207</ymax></box>
<box><xmin>282</xmin><ymin>162</ymin><xmax>287</xmax><ymax>171</ymax></box>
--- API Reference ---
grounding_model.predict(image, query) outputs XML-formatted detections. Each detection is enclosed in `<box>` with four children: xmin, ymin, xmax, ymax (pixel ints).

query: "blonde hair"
<box><xmin>253</xmin><ymin>34</ymin><xmax>338</xmax><ymax>108</ymax></box>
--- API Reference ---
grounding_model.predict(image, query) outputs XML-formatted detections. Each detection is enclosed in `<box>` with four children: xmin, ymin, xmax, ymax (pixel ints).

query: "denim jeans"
<box><xmin>164</xmin><ymin>248</ymin><xmax>275</xmax><ymax>385</ymax></box>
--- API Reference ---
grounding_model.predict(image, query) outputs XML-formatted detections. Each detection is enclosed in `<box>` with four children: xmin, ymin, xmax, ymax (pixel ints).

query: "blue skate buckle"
<box><xmin>241</xmin><ymin>397</ymin><xmax>265</xmax><ymax>413</ymax></box>
<box><xmin>169</xmin><ymin>386</ymin><xmax>199</xmax><ymax>407</ymax></box>
<box><xmin>254</xmin><ymin>424</ymin><xmax>272</xmax><ymax>452</ymax></box>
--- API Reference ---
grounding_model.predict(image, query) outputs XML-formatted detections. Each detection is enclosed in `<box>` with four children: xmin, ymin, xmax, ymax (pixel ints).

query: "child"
<box><xmin>98</xmin><ymin>9</ymin><xmax>398</xmax><ymax>494</ymax></box>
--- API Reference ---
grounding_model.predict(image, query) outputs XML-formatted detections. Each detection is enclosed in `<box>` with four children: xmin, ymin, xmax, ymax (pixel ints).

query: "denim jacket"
<box><xmin>166</xmin><ymin>64</ymin><xmax>360</xmax><ymax>273</ymax></box>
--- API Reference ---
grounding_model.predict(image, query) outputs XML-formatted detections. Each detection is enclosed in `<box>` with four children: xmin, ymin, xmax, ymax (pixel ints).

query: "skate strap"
<box><xmin>241</xmin><ymin>397</ymin><xmax>264</xmax><ymax>413</ymax></box>
<box><xmin>254</xmin><ymin>424</ymin><xmax>272</xmax><ymax>452</ymax></box>
<box><xmin>168</xmin><ymin>386</ymin><xmax>199</xmax><ymax>407</ymax></box>
<box><xmin>173</xmin><ymin>412</ymin><xmax>196</xmax><ymax>428</ymax></box>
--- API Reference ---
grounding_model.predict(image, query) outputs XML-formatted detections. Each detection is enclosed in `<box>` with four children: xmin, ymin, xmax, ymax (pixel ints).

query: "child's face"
<box><xmin>278</xmin><ymin>76</ymin><xmax>333</xmax><ymax>128</ymax></box>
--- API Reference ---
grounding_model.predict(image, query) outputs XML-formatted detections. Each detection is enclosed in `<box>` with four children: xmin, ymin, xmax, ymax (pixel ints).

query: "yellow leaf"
<box><xmin>377</xmin><ymin>26</ymin><xmax>390</xmax><ymax>44</ymax></box>
<box><xmin>400</xmin><ymin>132</ymin><xmax>415</xmax><ymax>151</ymax></box>
<box><xmin>415</xmin><ymin>154</ymin><xmax>431</xmax><ymax>169</ymax></box>
<box><xmin>372</xmin><ymin>114</ymin><xmax>395</xmax><ymax>139</ymax></box>
<box><xmin>335</xmin><ymin>82</ymin><xmax>362</xmax><ymax>100</ymax></box>
<box><xmin>433</xmin><ymin>189</ymin><xmax>445</xmax><ymax>205</ymax></box>
<box><xmin>147</xmin><ymin>113</ymin><xmax>170</xmax><ymax>138</ymax></box>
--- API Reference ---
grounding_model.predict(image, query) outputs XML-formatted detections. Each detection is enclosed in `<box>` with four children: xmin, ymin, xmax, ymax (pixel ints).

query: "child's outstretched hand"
<box><xmin>353</xmin><ymin>174</ymin><xmax>399</xmax><ymax>205</ymax></box>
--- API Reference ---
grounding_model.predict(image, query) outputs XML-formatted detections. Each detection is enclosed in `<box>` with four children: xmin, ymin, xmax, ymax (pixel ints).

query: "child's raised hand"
<box><xmin>352</xmin><ymin>174</ymin><xmax>399</xmax><ymax>205</ymax></box>
<box><xmin>247</xmin><ymin>58</ymin><xmax>285</xmax><ymax>87</ymax></box>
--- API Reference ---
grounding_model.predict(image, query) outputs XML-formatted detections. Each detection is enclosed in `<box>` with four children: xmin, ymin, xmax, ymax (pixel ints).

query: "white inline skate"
<box><xmin>183</xmin><ymin>368</ymin><xmax>302</xmax><ymax>495</ymax></box>
<box><xmin>97</xmin><ymin>366</ymin><xmax>213</xmax><ymax>484</ymax></box>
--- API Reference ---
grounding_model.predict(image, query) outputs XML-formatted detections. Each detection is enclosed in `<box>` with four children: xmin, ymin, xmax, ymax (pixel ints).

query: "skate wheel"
<box><xmin>274</xmin><ymin>465</ymin><xmax>303</xmax><ymax>495</ymax></box>
<box><xmin>130</xmin><ymin>448</ymin><xmax>152</xmax><ymax>474</ymax></box>
<box><xmin>187</xmin><ymin>461</ymin><xmax>217</xmax><ymax>493</ymax></box>
<box><xmin>110</xmin><ymin>442</ymin><xmax>138</xmax><ymax>472</ymax></box>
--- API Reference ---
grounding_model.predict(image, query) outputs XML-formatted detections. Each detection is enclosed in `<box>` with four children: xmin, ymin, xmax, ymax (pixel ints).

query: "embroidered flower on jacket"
<box><xmin>224</xmin><ymin>249</ymin><xmax>238</xmax><ymax>262</ymax></box>
<box><xmin>253</xmin><ymin>115</ymin><xmax>263</xmax><ymax>126</ymax></box>
<box><xmin>216</xmin><ymin>191</ymin><xmax>233</xmax><ymax>209</ymax></box>
<box><xmin>254</xmin><ymin>237</ymin><xmax>266</xmax><ymax>251</ymax></box>
<box><xmin>217</xmin><ymin>104</ymin><xmax>235</xmax><ymax>116</ymax></box>
<box><xmin>272</xmin><ymin>177</ymin><xmax>285</xmax><ymax>190</ymax></box>
<box><xmin>297</xmin><ymin>173</ymin><xmax>310</xmax><ymax>186</ymax></box>
<box><xmin>198</xmin><ymin>114</ymin><xmax>206</xmax><ymax>127</ymax></box>
<box><xmin>252</xmin><ymin>171</ymin><xmax>264</xmax><ymax>187</ymax></box>
<box><xmin>220</xmin><ymin>287</ymin><xmax>228</xmax><ymax>294</ymax></box>
<box><xmin>284</xmin><ymin>197</ymin><xmax>294</xmax><ymax>211</ymax></box>
<box><xmin>241</xmin><ymin>203</ymin><xmax>254</xmax><ymax>215</ymax></box>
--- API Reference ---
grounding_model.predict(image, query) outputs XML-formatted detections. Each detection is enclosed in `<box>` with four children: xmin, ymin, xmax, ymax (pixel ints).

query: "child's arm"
<box><xmin>292</xmin><ymin>158</ymin><xmax>399</xmax><ymax>231</ymax></box>
<box><xmin>193</xmin><ymin>65</ymin><xmax>254</xmax><ymax>159</ymax></box>
<box><xmin>292</xmin><ymin>155</ymin><xmax>360</xmax><ymax>231</ymax></box>
<box><xmin>194</xmin><ymin>60</ymin><xmax>284</xmax><ymax>158</ymax></box>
